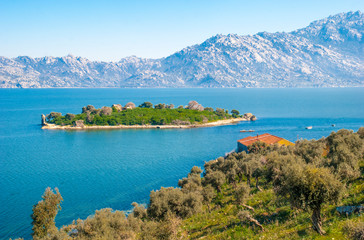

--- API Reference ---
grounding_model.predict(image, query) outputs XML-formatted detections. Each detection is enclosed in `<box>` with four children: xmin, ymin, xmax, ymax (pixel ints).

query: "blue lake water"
<box><xmin>0</xmin><ymin>88</ymin><xmax>363</xmax><ymax>239</ymax></box>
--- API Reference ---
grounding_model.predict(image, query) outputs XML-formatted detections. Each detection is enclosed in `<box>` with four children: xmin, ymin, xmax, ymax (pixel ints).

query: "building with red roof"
<box><xmin>237</xmin><ymin>133</ymin><xmax>295</xmax><ymax>152</ymax></box>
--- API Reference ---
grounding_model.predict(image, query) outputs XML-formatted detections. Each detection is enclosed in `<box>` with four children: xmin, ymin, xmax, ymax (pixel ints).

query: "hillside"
<box><xmin>19</xmin><ymin>128</ymin><xmax>364</xmax><ymax>240</ymax></box>
<box><xmin>1</xmin><ymin>11</ymin><xmax>363</xmax><ymax>88</ymax></box>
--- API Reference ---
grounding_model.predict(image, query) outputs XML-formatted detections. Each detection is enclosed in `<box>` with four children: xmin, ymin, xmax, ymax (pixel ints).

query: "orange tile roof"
<box><xmin>237</xmin><ymin>133</ymin><xmax>294</xmax><ymax>146</ymax></box>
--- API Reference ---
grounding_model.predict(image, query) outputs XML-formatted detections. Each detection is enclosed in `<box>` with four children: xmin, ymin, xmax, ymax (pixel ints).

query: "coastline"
<box><xmin>42</xmin><ymin>117</ymin><xmax>249</xmax><ymax>130</ymax></box>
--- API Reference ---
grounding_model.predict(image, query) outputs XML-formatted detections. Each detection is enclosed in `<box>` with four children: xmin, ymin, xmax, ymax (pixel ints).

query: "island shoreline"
<box><xmin>42</xmin><ymin>117</ymin><xmax>249</xmax><ymax>130</ymax></box>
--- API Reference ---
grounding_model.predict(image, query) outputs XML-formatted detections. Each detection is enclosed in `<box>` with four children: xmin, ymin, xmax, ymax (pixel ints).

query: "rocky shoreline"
<box><xmin>42</xmin><ymin>117</ymin><xmax>250</xmax><ymax>130</ymax></box>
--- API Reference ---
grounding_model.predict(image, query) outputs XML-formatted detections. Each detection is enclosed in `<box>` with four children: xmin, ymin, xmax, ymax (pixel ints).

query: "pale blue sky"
<box><xmin>0</xmin><ymin>0</ymin><xmax>363</xmax><ymax>61</ymax></box>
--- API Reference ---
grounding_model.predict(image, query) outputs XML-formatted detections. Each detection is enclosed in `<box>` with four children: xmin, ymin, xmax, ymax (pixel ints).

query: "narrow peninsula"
<box><xmin>41</xmin><ymin>101</ymin><xmax>257</xmax><ymax>130</ymax></box>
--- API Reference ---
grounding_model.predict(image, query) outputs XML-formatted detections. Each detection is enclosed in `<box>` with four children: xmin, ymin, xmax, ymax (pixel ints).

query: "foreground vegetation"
<box><xmin>45</xmin><ymin>101</ymin><xmax>249</xmax><ymax>126</ymax></box>
<box><xmin>15</xmin><ymin>128</ymin><xmax>364</xmax><ymax>240</ymax></box>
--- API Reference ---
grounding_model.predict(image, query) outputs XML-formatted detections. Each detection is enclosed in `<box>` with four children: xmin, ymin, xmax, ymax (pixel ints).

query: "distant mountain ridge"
<box><xmin>1</xmin><ymin>11</ymin><xmax>363</xmax><ymax>88</ymax></box>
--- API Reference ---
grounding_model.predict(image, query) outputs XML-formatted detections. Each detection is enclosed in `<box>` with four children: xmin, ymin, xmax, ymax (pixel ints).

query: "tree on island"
<box><xmin>139</xmin><ymin>102</ymin><xmax>153</xmax><ymax>108</ymax></box>
<box><xmin>154</xmin><ymin>103</ymin><xmax>166</xmax><ymax>109</ymax></box>
<box><xmin>231</xmin><ymin>109</ymin><xmax>240</xmax><ymax>118</ymax></box>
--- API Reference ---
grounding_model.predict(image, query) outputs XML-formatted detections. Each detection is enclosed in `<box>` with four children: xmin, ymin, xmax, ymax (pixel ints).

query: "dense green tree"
<box><xmin>46</xmin><ymin>112</ymin><xmax>62</xmax><ymax>122</ymax></box>
<box><xmin>31</xmin><ymin>187</ymin><xmax>63</xmax><ymax>239</ymax></box>
<box><xmin>64</xmin><ymin>113</ymin><xmax>75</xmax><ymax>121</ymax></box>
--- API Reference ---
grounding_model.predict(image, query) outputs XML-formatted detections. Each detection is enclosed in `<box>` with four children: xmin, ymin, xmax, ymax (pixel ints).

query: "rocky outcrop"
<box><xmin>41</xmin><ymin>114</ymin><xmax>47</xmax><ymax>126</ymax></box>
<box><xmin>73</xmin><ymin>120</ymin><xmax>85</xmax><ymax>128</ymax></box>
<box><xmin>244</xmin><ymin>113</ymin><xmax>253</xmax><ymax>119</ymax></box>
<box><xmin>101</xmin><ymin>106</ymin><xmax>112</xmax><ymax>116</ymax></box>
<box><xmin>124</xmin><ymin>102</ymin><xmax>136</xmax><ymax>109</ymax></box>
<box><xmin>112</xmin><ymin>104</ymin><xmax>123</xmax><ymax>112</ymax></box>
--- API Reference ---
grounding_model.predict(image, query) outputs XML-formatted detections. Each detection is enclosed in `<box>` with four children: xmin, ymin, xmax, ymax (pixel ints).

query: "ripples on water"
<box><xmin>0</xmin><ymin>88</ymin><xmax>363</xmax><ymax>239</ymax></box>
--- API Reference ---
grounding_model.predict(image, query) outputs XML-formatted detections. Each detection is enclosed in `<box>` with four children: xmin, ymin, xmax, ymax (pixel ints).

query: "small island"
<box><xmin>41</xmin><ymin>101</ymin><xmax>257</xmax><ymax>130</ymax></box>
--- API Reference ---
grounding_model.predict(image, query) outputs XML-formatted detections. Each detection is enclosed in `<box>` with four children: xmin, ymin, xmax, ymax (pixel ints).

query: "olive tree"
<box><xmin>357</xmin><ymin>127</ymin><xmax>364</xmax><ymax>139</ymax></box>
<box><xmin>234</xmin><ymin>183</ymin><xmax>254</xmax><ymax>211</ymax></box>
<box><xmin>31</xmin><ymin>187</ymin><xmax>63</xmax><ymax>239</ymax></box>
<box><xmin>275</xmin><ymin>163</ymin><xmax>344</xmax><ymax>235</ymax></box>
<box><xmin>178</xmin><ymin>166</ymin><xmax>203</xmax><ymax>193</ymax></box>
<box><xmin>239</xmin><ymin>157</ymin><xmax>254</xmax><ymax>186</ymax></box>
<box><xmin>203</xmin><ymin>170</ymin><xmax>225</xmax><ymax>192</ymax></box>
<box><xmin>251</xmin><ymin>156</ymin><xmax>264</xmax><ymax>191</ymax></box>
<box><xmin>148</xmin><ymin>187</ymin><xmax>202</xmax><ymax>220</ymax></box>
<box><xmin>201</xmin><ymin>185</ymin><xmax>216</xmax><ymax>212</ymax></box>
<box><xmin>74</xmin><ymin>208</ymin><xmax>135</xmax><ymax>239</ymax></box>
<box><xmin>130</xmin><ymin>202</ymin><xmax>147</xmax><ymax>220</ymax></box>
<box><xmin>326</xmin><ymin>129</ymin><xmax>363</xmax><ymax>181</ymax></box>
<box><xmin>247</xmin><ymin>141</ymin><xmax>268</xmax><ymax>154</ymax></box>
<box><xmin>294</xmin><ymin>139</ymin><xmax>326</xmax><ymax>165</ymax></box>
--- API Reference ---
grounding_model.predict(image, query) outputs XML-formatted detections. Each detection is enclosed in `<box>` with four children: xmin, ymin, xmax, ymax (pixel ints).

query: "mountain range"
<box><xmin>0</xmin><ymin>11</ymin><xmax>363</xmax><ymax>88</ymax></box>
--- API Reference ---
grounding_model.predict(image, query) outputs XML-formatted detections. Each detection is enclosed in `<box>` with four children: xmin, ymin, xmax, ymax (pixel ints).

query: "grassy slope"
<box><xmin>180</xmin><ymin>172</ymin><xmax>363</xmax><ymax>239</ymax></box>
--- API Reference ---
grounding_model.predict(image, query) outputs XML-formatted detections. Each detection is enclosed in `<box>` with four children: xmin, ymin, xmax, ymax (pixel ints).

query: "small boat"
<box><xmin>240</xmin><ymin>130</ymin><xmax>255</xmax><ymax>132</ymax></box>
<box><xmin>332</xmin><ymin>124</ymin><xmax>336</xmax><ymax>127</ymax></box>
<box><xmin>305</xmin><ymin>126</ymin><xmax>313</xmax><ymax>130</ymax></box>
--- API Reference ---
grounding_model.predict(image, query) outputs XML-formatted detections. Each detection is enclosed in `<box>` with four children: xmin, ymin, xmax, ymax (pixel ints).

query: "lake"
<box><xmin>0</xmin><ymin>88</ymin><xmax>363</xmax><ymax>239</ymax></box>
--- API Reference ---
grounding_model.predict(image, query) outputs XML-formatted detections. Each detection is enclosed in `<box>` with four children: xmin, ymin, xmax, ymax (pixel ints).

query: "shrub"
<box><xmin>342</xmin><ymin>220</ymin><xmax>364</xmax><ymax>240</ymax></box>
